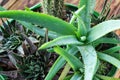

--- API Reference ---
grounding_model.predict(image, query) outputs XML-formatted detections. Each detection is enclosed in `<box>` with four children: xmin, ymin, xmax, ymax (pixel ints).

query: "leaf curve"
<box><xmin>0</xmin><ymin>10</ymin><xmax>76</xmax><ymax>35</ymax></box>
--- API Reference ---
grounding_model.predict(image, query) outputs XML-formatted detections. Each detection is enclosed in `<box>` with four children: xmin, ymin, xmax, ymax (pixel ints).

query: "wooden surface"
<box><xmin>0</xmin><ymin>0</ymin><xmax>119</xmax><ymax>17</ymax></box>
<box><xmin>0</xmin><ymin>0</ymin><xmax>41</xmax><ymax>10</ymax></box>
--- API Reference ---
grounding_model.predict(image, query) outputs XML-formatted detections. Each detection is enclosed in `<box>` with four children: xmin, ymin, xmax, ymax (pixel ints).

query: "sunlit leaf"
<box><xmin>39</xmin><ymin>35</ymin><xmax>83</xmax><ymax>49</ymax></box>
<box><xmin>77</xmin><ymin>45</ymin><xmax>97</xmax><ymax>80</ymax></box>
<box><xmin>87</xmin><ymin>20</ymin><xmax>120</xmax><ymax>43</ymax></box>
<box><xmin>0</xmin><ymin>10</ymin><xmax>76</xmax><ymax>35</ymax></box>
<box><xmin>78</xmin><ymin>0</ymin><xmax>96</xmax><ymax>29</ymax></box>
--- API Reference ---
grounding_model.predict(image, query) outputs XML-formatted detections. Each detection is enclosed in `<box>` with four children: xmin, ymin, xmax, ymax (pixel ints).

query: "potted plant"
<box><xmin>0</xmin><ymin>0</ymin><xmax>120</xmax><ymax>80</ymax></box>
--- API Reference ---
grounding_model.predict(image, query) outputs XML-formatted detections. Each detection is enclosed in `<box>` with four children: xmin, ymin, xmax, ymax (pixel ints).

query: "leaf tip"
<box><xmin>38</xmin><ymin>45</ymin><xmax>45</xmax><ymax>50</ymax></box>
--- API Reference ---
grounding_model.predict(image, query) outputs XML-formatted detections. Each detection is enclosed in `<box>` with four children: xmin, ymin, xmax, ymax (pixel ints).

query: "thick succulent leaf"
<box><xmin>77</xmin><ymin>45</ymin><xmax>97</xmax><ymax>80</ymax></box>
<box><xmin>45</xmin><ymin>46</ymin><xmax>79</xmax><ymax>80</ymax></box>
<box><xmin>64</xmin><ymin>75</ymin><xmax>73</xmax><ymax>80</ymax></box>
<box><xmin>93</xmin><ymin>37</ymin><xmax>120</xmax><ymax>47</ymax></box>
<box><xmin>70</xmin><ymin>73</ymin><xmax>82</xmax><ymax>80</ymax></box>
<box><xmin>0</xmin><ymin>10</ymin><xmax>76</xmax><ymax>35</ymax></box>
<box><xmin>0</xmin><ymin>75</ymin><xmax>5</xmax><ymax>80</ymax></box>
<box><xmin>45</xmin><ymin>56</ymin><xmax>65</xmax><ymax>80</ymax></box>
<box><xmin>54</xmin><ymin>46</ymin><xmax>83</xmax><ymax>71</ymax></box>
<box><xmin>87</xmin><ymin>20</ymin><xmax>120</xmax><ymax>43</ymax></box>
<box><xmin>108</xmin><ymin>53</ymin><xmax>120</xmax><ymax>61</ymax></box>
<box><xmin>96</xmin><ymin>74</ymin><xmax>120</xmax><ymax>80</ymax></box>
<box><xmin>29</xmin><ymin>3</ymin><xmax>42</xmax><ymax>10</ymax></box>
<box><xmin>78</xmin><ymin>0</ymin><xmax>96</xmax><ymax>29</ymax></box>
<box><xmin>39</xmin><ymin>35</ymin><xmax>83</xmax><ymax>49</ymax></box>
<box><xmin>18</xmin><ymin>21</ymin><xmax>61</xmax><ymax>39</ymax></box>
<box><xmin>103</xmin><ymin>46</ymin><xmax>120</xmax><ymax>54</ymax></box>
<box><xmin>94</xmin><ymin>59</ymin><xmax>100</xmax><ymax>74</ymax></box>
<box><xmin>70</xmin><ymin>5</ymin><xmax>85</xmax><ymax>24</ymax></box>
<box><xmin>98</xmin><ymin>52</ymin><xmax>120</xmax><ymax>69</ymax></box>
<box><xmin>77</xmin><ymin>16</ymin><xmax>87</xmax><ymax>37</ymax></box>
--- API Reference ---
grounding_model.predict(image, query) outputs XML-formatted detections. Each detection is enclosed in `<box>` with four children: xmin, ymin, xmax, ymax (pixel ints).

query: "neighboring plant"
<box><xmin>42</xmin><ymin>0</ymin><xmax>64</xmax><ymax>18</ymax></box>
<box><xmin>0</xmin><ymin>0</ymin><xmax>120</xmax><ymax>80</ymax></box>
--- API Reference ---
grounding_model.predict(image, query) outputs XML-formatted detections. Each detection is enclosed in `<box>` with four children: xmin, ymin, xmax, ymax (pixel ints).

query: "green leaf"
<box><xmin>54</xmin><ymin>47</ymin><xmax>83</xmax><ymax>71</ymax></box>
<box><xmin>94</xmin><ymin>59</ymin><xmax>100</xmax><ymax>74</ymax></box>
<box><xmin>93</xmin><ymin>37</ymin><xmax>120</xmax><ymax>47</ymax></box>
<box><xmin>18</xmin><ymin>21</ymin><xmax>61</xmax><ymax>39</ymax></box>
<box><xmin>0</xmin><ymin>6</ymin><xmax>6</xmax><ymax>11</ymax></box>
<box><xmin>98</xmin><ymin>52</ymin><xmax>120</xmax><ymax>69</ymax></box>
<box><xmin>39</xmin><ymin>35</ymin><xmax>83</xmax><ymax>49</ymax></box>
<box><xmin>103</xmin><ymin>46</ymin><xmax>120</xmax><ymax>54</ymax></box>
<box><xmin>70</xmin><ymin>5</ymin><xmax>85</xmax><ymax>24</ymax></box>
<box><xmin>78</xmin><ymin>0</ymin><xmax>96</xmax><ymax>29</ymax></box>
<box><xmin>77</xmin><ymin>16</ymin><xmax>87</xmax><ymax>37</ymax></box>
<box><xmin>0</xmin><ymin>10</ymin><xmax>76</xmax><ymax>35</ymax></box>
<box><xmin>64</xmin><ymin>75</ymin><xmax>73</xmax><ymax>80</ymax></box>
<box><xmin>96</xmin><ymin>74</ymin><xmax>120</xmax><ymax>80</ymax></box>
<box><xmin>71</xmin><ymin>73</ymin><xmax>82</xmax><ymax>80</ymax></box>
<box><xmin>0</xmin><ymin>75</ymin><xmax>5</xmax><ymax>80</ymax></box>
<box><xmin>45</xmin><ymin>56</ymin><xmax>65</xmax><ymax>80</ymax></box>
<box><xmin>108</xmin><ymin>53</ymin><xmax>120</xmax><ymax>61</ymax></box>
<box><xmin>45</xmin><ymin>46</ymin><xmax>79</xmax><ymax>80</ymax></box>
<box><xmin>29</xmin><ymin>3</ymin><xmax>42</xmax><ymax>10</ymax></box>
<box><xmin>77</xmin><ymin>45</ymin><xmax>97</xmax><ymax>80</ymax></box>
<box><xmin>87</xmin><ymin>20</ymin><xmax>120</xmax><ymax>43</ymax></box>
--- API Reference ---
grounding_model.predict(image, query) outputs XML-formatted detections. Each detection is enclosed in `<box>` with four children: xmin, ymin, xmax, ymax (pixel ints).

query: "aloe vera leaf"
<box><xmin>77</xmin><ymin>45</ymin><xmax>97</xmax><ymax>80</ymax></box>
<box><xmin>39</xmin><ymin>35</ymin><xmax>83</xmax><ymax>49</ymax></box>
<box><xmin>87</xmin><ymin>20</ymin><xmax>120</xmax><ymax>43</ymax></box>
<box><xmin>0</xmin><ymin>10</ymin><xmax>76</xmax><ymax>35</ymax></box>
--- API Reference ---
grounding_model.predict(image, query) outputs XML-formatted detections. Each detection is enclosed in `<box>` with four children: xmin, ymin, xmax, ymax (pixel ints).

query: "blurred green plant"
<box><xmin>0</xmin><ymin>0</ymin><xmax>120</xmax><ymax>80</ymax></box>
<box><xmin>42</xmin><ymin>0</ymin><xmax>64</xmax><ymax>18</ymax></box>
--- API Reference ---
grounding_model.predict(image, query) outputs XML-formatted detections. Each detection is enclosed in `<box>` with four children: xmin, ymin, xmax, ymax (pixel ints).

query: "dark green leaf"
<box><xmin>93</xmin><ymin>37</ymin><xmax>120</xmax><ymax>47</ymax></box>
<box><xmin>98</xmin><ymin>52</ymin><xmax>120</xmax><ymax>69</ymax></box>
<box><xmin>103</xmin><ymin>46</ymin><xmax>120</xmax><ymax>54</ymax></box>
<box><xmin>54</xmin><ymin>47</ymin><xmax>83</xmax><ymax>71</ymax></box>
<box><xmin>18</xmin><ymin>21</ymin><xmax>61</xmax><ymax>39</ymax></box>
<box><xmin>45</xmin><ymin>56</ymin><xmax>65</xmax><ymax>80</ymax></box>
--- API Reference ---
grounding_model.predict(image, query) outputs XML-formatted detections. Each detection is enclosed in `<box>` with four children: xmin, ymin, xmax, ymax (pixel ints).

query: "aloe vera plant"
<box><xmin>0</xmin><ymin>0</ymin><xmax>120</xmax><ymax>80</ymax></box>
